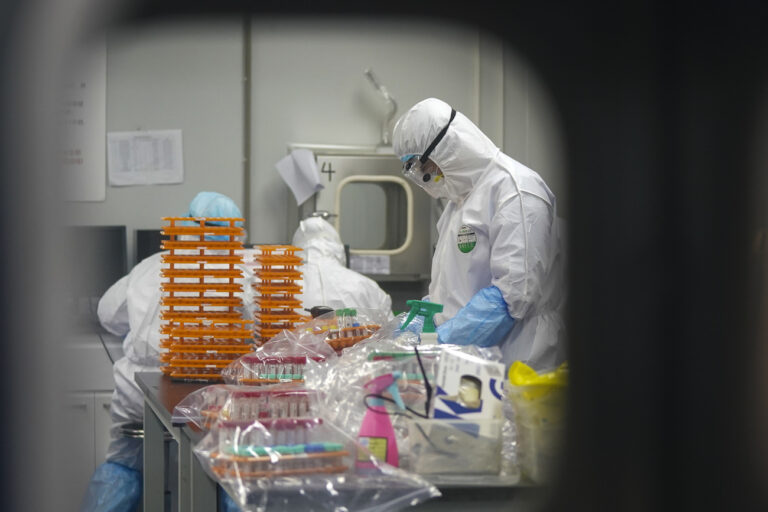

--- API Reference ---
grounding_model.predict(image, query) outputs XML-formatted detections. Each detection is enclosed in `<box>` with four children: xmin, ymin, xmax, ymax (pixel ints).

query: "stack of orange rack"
<box><xmin>252</xmin><ymin>245</ymin><xmax>305</xmax><ymax>345</ymax></box>
<box><xmin>159</xmin><ymin>217</ymin><xmax>254</xmax><ymax>381</ymax></box>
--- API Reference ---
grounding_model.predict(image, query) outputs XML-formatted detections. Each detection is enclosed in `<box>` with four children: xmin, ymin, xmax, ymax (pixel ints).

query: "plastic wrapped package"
<box><xmin>221</xmin><ymin>321</ymin><xmax>337</xmax><ymax>385</ymax></box>
<box><xmin>408</xmin><ymin>418</ymin><xmax>503</xmax><ymax>475</ymax></box>
<box><xmin>171</xmin><ymin>383</ymin><xmax>320</xmax><ymax>430</ymax></box>
<box><xmin>507</xmin><ymin>361</ymin><xmax>568</xmax><ymax>483</ymax></box>
<box><xmin>194</xmin><ymin>415</ymin><xmax>441</xmax><ymax>511</ymax></box>
<box><xmin>222</xmin><ymin>307</ymin><xmax>397</xmax><ymax>385</ymax></box>
<box><xmin>305</xmin><ymin>333</ymin><xmax>519</xmax><ymax>484</ymax></box>
<box><xmin>300</xmin><ymin>307</ymin><xmax>395</xmax><ymax>352</ymax></box>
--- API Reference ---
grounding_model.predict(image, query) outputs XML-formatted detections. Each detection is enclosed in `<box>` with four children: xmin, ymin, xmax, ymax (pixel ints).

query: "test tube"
<box><xmin>294</xmin><ymin>356</ymin><xmax>306</xmax><ymax>381</ymax></box>
<box><xmin>283</xmin><ymin>356</ymin><xmax>294</xmax><ymax>381</ymax></box>
<box><xmin>278</xmin><ymin>356</ymin><xmax>288</xmax><ymax>380</ymax></box>
<box><xmin>268</xmin><ymin>357</ymin><xmax>278</xmax><ymax>380</ymax></box>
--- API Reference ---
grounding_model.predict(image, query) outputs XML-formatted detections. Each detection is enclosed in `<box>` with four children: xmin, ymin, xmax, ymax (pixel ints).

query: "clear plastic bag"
<box><xmin>507</xmin><ymin>361</ymin><xmax>568</xmax><ymax>484</ymax></box>
<box><xmin>221</xmin><ymin>308</ymin><xmax>397</xmax><ymax>386</ymax></box>
<box><xmin>171</xmin><ymin>383</ymin><xmax>321</xmax><ymax>430</ymax></box>
<box><xmin>193</xmin><ymin>411</ymin><xmax>441</xmax><ymax>511</ymax></box>
<box><xmin>304</xmin><ymin>307</ymin><xmax>395</xmax><ymax>352</ymax></box>
<box><xmin>221</xmin><ymin>322</ymin><xmax>337</xmax><ymax>385</ymax></box>
<box><xmin>304</xmin><ymin>332</ymin><xmax>519</xmax><ymax>484</ymax></box>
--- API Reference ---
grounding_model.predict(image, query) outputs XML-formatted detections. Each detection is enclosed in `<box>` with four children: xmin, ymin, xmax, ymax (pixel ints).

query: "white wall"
<box><xmin>64</xmin><ymin>20</ymin><xmax>245</xmax><ymax>266</ymax></box>
<box><xmin>64</xmin><ymin>17</ymin><xmax>567</xmax><ymax>266</ymax></box>
<box><xmin>248</xmin><ymin>18</ymin><xmax>481</xmax><ymax>244</ymax></box>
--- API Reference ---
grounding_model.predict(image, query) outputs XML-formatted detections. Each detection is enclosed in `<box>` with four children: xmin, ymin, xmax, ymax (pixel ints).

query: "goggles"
<box><xmin>401</xmin><ymin>108</ymin><xmax>456</xmax><ymax>185</ymax></box>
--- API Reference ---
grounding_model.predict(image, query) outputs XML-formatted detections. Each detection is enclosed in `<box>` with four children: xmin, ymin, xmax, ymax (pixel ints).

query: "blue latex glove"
<box><xmin>220</xmin><ymin>487</ymin><xmax>242</xmax><ymax>511</ymax></box>
<box><xmin>80</xmin><ymin>461</ymin><xmax>141</xmax><ymax>512</ymax></box>
<box><xmin>436</xmin><ymin>286</ymin><xmax>516</xmax><ymax>347</ymax></box>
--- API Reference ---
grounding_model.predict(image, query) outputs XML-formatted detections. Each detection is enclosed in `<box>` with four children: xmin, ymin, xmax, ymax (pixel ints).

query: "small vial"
<box><xmin>283</xmin><ymin>356</ymin><xmax>295</xmax><ymax>381</ymax></box>
<box><xmin>266</xmin><ymin>357</ymin><xmax>277</xmax><ymax>380</ymax></box>
<box><xmin>294</xmin><ymin>356</ymin><xmax>306</xmax><ymax>381</ymax></box>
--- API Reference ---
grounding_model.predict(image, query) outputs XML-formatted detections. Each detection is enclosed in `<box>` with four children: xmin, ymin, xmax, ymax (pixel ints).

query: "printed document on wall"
<box><xmin>61</xmin><ymin>38</ymin><xmax>107</xmax><ymax>201</ymax></box>
<box><xmin>107</xmin><ymin>129</ymin><xmax>184</xmax><ymax>186</ymax></box>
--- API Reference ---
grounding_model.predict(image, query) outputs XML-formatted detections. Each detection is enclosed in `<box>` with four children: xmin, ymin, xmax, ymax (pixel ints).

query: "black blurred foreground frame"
<box><xmin>3</xmin><ymin>1</ymin><xmax>768</xmax><ymax>511</ymax></box>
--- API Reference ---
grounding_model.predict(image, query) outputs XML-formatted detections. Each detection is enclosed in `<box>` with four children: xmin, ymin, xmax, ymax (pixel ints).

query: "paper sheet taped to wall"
<box><xmin>107</xmin><ymin>129</ymin><xmax>184</xmax><ymax>186</ymax></box>
<box><xmin>61</xmin><ymin>39</ymin><xmax>106</xmax><ymax>201</ymax></box>
<box><xmin>349</xmin><ymin>254</ymin><xmax>391</xmax><ymax>275</ymax></box>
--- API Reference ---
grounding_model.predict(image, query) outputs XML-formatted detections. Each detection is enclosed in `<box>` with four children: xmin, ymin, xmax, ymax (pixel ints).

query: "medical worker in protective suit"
<box><xmin>81</xmin><ymin>194</ymin><xmax>394</xmax><ymax>511</ymax></box>
<box><xmin>393</xmin><ymin>98</ymin><xmax>565</xmax><ymax>369</ymax></box>
<box><xmin>291</xmin><ymin>215</ymin><xmax>393</xmax><ymax>315</ymax></box>
<box><xmin>81</xmin><ymin>191</ymin><xmax>247</xmax><ymax>512</ymax></box>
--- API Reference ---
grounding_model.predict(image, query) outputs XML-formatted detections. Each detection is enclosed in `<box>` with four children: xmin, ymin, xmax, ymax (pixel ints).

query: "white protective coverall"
<box><xmin>97</xmin><ymin>219</ymin><xmax>392</xmax><ymax>468</ymax></box>
<box><xmin>98</xmin><ymin>248</ymin><xmax>252</xmax><ymax>468</ymax></box>
<box><xmin>393</xmin><ymin>98</ymin><xmax>566</xmax><ymax>369</ymax></box>
<box><xmin>97</xmin><ymin>252</ymin><xmax>164</xmax><ymax>468</ymax></box>
<box><xmin>291</xmin><ymin>217</ymin><xmax>393</xmax><ymax>315</ymax></box>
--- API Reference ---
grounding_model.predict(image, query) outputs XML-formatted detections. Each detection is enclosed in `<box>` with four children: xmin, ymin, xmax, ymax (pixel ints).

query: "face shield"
<box><xmin>401</xmin><ymin>155</ymin><xmax>446</xmax><ymax>199</ymax></box>
<box><xmin>400</xmin><ymin>108</ymin><xmax>456</xmax><ymax>199</ymax></box>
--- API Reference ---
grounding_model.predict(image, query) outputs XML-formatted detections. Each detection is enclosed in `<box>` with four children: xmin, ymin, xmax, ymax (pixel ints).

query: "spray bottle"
<box><xmin>401</xmin><ymin>300</ymin><xmax>443</xmax><ymax>345</ymax></box>
<box><xmin>356</xmin><ymin>371</ymin><xmax>404</xmax><ymax>470</ymax></box>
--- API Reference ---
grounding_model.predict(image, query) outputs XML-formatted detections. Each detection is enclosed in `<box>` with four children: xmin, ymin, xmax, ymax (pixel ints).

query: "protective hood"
<box><xmin>291</xmin><ymin>217</ymin><xmax>346</xmax><ymax>265</ymax></box>
<box><xmin>393</xmin><ymin>98</ymin><xmax>500</xmax><ymax>201</ymax></box>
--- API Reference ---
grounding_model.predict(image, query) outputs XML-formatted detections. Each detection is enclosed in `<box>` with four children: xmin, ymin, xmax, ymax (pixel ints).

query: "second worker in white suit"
<box><xmin>292</xmin><ymin>216</ymin><xmax>393</xmax><ymax>315</ymax></box>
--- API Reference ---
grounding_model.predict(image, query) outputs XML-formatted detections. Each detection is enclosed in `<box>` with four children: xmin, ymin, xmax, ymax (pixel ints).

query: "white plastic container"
<box><xmin>407</xmin><ymin>418</ymin><xmax>502</xmax><ymax>474</ymax></box>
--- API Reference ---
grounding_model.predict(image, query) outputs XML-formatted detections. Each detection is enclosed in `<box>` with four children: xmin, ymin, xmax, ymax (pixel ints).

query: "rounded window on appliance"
<box><xmin>336</xmin><ymin>175</ymin><xmax>413</xmax><ymax>255</ymax></box>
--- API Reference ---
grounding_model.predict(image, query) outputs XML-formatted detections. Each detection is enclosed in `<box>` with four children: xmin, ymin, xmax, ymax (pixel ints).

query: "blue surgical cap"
<box><xmin>188</xmin><ymin>191</ymin><xmax>241</xmax><ymax>219</ymax></box>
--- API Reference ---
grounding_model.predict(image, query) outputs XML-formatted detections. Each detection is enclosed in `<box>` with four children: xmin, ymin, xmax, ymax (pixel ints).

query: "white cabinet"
<box><xmin>94</xmin><ymin>391</ymin><xmax>114</xmax><ymax>466</ymax></box>
<box><xmin>62</xmin><ymin>393</ymin><xmax>96</xmax><ymax>511</ymax></box>
<box><xmin>64</xmin><ymin>336</ymin><xmax>118</xmax><ymax>511</ymax></box>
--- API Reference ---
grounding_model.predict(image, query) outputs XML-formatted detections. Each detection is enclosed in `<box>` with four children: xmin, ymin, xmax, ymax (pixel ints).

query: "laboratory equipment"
<box><xmin>191</xmin><ymin>395</ymin><xmax>440</xmax><ymax>511</ymax></box>
<box><xmin>293</xmin><ymin>145</ymin><xmax>433</xmax><ymax>283</ymax></box>
<box><xmin>322</xmin><ymin>308</ymin><xmax>382</xmax><ymax>352</ymax></box>
<box><xmin>357</xmin><ymin>372</ymin><xmax>404</xmax><ymax>469</ymax></box>
<box><xmin>224</xmin><ymin>354</ymin><xmax>327</xmax><ymax>385</ymax></box>
<box><xmin>364</xmin><ymin>67</ymin><xmax>398</xmax><ymax>147</ymax></box>
<box><xmin>507</xmin><ymin>361</ymin><xmax>568</xmax><ymax>483</ymax></box>
<box><xmin>172</xmin><ymin>384</ymin><xmax>322</xmax><ymax>430</ymax></box>
<box><xmin>209</xmin><ymin>417</ymin><xmax>350</xmax><ymax>478</ymax></box>
<box><xmin>159</xmin><ymin>216</ymin><xmax>253</xmax><ymax>381</ymax></box>
<box><xmin>252</xmin><ymin>245</ymin><xmax>305</xmax><ymax>345</ymax></box>
<box><xmin>401</xmin><ymin>299</ymin><xmax>443</xmax><ymax>344</ymax></box>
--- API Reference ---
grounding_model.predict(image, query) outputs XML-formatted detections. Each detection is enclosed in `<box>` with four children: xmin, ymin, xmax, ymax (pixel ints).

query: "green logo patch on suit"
<box><xmin>457</xmin><ymin>225</ymin><xmax>477</xmax><ymax>253</ymax></box>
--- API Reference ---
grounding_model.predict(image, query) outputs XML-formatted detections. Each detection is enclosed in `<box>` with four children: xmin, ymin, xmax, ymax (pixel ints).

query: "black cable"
<box><xmin>413</xmin><ymin>346</ymin><xmax>433</xmax><ymax>418</ymax></box>
<box><xmin>363</xmin><ymin>394</ymin><xmax>429</xmax><ymax>419</ymax></box>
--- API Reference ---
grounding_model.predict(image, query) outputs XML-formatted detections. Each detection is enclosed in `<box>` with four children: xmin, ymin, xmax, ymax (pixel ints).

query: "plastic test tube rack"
<box><xmin>159</xmin><ymin>217</ymin><xmax>253</xmax><ymax>381</ymax></box>
<box><xmin>209</xmin><ymin>418</ymin><xmax>350</xmax><ymax>479</ymax></box>
<box><xmin>230</xmin><ymin>354</ymin><xmax>327</xmax><ymax>385</ymax></box>
<box><xmin>200</xmin><ymin>388</ymin><xmax>320</xmax><ymax>428</ymax></box>
<box><xmin>319</xmin><ymin>309</ymin><xmax>381</xmax><ymax>352</ymax></box>
<box><xmin>252</xmin><ymin>245</ymin><xmax>305</xmax><ymax>345</ymax></box>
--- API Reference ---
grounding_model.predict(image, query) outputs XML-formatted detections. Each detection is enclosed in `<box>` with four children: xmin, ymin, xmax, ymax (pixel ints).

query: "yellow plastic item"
<box><xmin>508</xmin><ymin>361</ymin><xmax>568</xmax><ymax>399</ymax></box>
<box><xmin>507</xmin><ymin>361</ymin><xmax>568</xmax><ymax>484</ymax></box>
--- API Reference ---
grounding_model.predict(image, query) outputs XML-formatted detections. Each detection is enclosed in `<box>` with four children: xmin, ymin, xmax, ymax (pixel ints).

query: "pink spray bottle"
<box><xmin>356</xmin><ymin>371</ymin><xmax>404</xmax><ymax>471</ymax></box>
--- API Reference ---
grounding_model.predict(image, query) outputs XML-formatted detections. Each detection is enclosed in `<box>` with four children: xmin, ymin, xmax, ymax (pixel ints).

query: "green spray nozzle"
<box><xmin>402</xmin><ymin>300</ymin><xmax>443</xmax><ymax>333</ymax></box>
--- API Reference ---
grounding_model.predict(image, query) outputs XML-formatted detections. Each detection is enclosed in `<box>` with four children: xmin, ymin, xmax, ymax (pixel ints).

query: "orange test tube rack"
<box><xmin>252</xmin><ymin>245</ymin><xmax>304</xmax><ymax>345</ymax></box>
<box><xmin>159</xmin><ymin>217</ymin><xmax>253</xmax><ymax>382</ymax></box>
